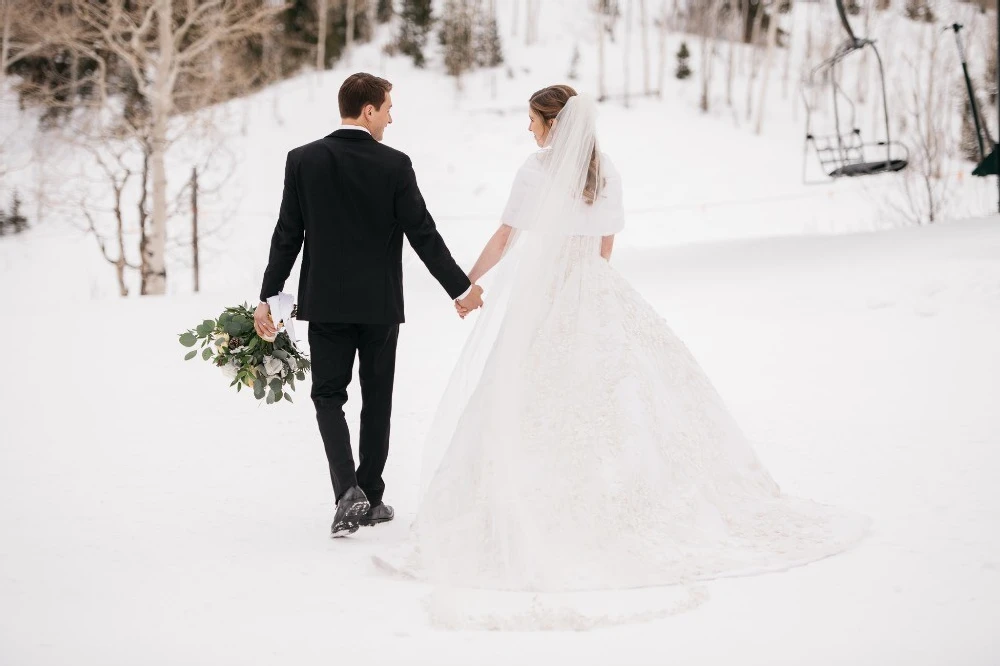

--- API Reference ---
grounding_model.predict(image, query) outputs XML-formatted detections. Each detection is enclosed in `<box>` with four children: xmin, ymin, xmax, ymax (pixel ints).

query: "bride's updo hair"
<box><xmin>529</xmin><ymin>84</ymin><xmax>603</xmax><ymax>206</ymax></box>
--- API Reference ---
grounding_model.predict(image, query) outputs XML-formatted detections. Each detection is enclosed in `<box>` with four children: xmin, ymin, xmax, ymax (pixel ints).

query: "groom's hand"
<box><xmin>254</xmin><ymin>302</ymin><xmax>278</xmax><ymax>339</ymax></box>
<box><xmin>455</xmin><ymin>284</ymin><xmax>484</xmax><ymax>319</ymax></box>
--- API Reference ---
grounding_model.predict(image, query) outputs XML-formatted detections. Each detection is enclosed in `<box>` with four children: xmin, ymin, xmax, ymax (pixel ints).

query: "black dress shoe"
<box><xmin>330</xmin><ymin>486</ymin><xmax>370</xmax><ymax>538</ymax></box>
<box><xmin>359</xmin><ymin>502</ymin><xmax>394</xmax><ymax>527</ymax></box>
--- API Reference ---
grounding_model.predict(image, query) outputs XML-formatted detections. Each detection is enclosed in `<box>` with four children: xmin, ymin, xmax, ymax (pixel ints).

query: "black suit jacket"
<box><xmin>259</xmin><ymin>129</ymin><xmax>471</xmax><ymax>323</ymax></box>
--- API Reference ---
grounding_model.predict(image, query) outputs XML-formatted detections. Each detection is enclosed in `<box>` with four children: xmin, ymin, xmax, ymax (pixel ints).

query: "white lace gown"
<box><xmin>377</xmin><ymin>152</ymin><xmax>868</xmax><ymax>615</ymax></box>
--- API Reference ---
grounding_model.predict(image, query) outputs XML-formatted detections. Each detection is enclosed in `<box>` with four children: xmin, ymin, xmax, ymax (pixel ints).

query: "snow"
<box><xmin>1</xmin><ymin>0</ymin><xmax>999</xmax><ymax>662</ymax></box>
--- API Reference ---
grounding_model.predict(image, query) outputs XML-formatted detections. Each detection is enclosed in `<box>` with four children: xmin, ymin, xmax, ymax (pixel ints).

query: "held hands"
<box><xmin>454</xmin><ymin>284</ymin><xmax>484</xmax><ymax>319</ymax></box>
<box><xmin>253</xmin><ymin>302</ymin><xmax>278</xmax><ymax>340</ymax></box>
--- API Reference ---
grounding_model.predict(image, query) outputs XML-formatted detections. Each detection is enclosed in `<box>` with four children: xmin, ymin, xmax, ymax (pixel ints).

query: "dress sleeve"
<box><xmin>500</xmin><ymin>155</ymin><xmax>542</xmax><ymax>228</ymax></box>
<box><xmin>598</xmin><ymin>156</ymin><xmax>625</xmax><ymax>235</ymax></box>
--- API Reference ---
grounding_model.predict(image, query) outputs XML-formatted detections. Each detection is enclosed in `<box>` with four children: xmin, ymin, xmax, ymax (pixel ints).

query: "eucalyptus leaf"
<box><xmin>269</xmin><ymin>378</ymin><xmax>282</xmax><ymax>392</ymax></box>
<box><xmin>179</xmin><ymin>332</ymin><xmax>197</xmax><ymax>347</ymax></box>
<box><xmin>254</xmin><ymin>380</ymin><xmax>265</xmax><ymax>400</ymax></box>
<box><xmin>184</xmin><ymin>350</ymin><xmax>197</xmax><ymax>360</ymax></box>
<box><xmin>201</xmin><ymin>347</ymin><xmax>213</xmax><ymax>361</ymax></box>
<box><xmin>284</xmin><ymin>393</ymin><xmax>292</xmax><ymax>403</ymax></box>
<box><xmin>296</xmin><ymin>371</ymin><xmax>306</xmax><ymax>382</ymax></box>
<box><xmin>266</xmin><ymin>391</ymin><xmax>275</xmax><ymax>405</ymax></box>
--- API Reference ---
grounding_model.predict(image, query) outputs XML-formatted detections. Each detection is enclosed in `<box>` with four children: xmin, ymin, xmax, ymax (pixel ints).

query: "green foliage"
<box><xmin>398</xmin><ymin>0</ymin><xmax>434</xmax><ymax>68</ymax></box>
<box><xmin>0</xmin><ymin>192</ymin><xmax>29</xmax><ymax>238</ymax></box>
<box><xmin>178</xmin><ymin>303</ymin><xmax>311</xmax><ymax>404</ymax></box>
<box><xmin>440</xmin><ymin>0</ymin><xmax>473</xmax><ymax>78</ymax></box>
<box><xmin>377</xmin><ymin>0</ymin><xmax>394</xmax><ymax>23</ymax></box>
<box><xmin>475</xmin><ymin>11</ymin><xmax>504</xmax><ymax>68</ymax></box>
<box><xmin>676</xmin><ymin>42</ymin><xmax>692</xmax><ymax>80</ymax></box>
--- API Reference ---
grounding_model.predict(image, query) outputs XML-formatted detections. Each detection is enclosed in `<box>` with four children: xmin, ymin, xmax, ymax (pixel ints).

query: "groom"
<box><xmin>254</xmin><ymin>73</ymin><xmax>484</xmax><ymax>537</ymax></box>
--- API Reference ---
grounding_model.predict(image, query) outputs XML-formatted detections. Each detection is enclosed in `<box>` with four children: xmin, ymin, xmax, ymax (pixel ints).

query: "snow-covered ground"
<box><xmin>2</xmin><ymin>213</ymin><xmax>998</xmax><ymax>664</ymax></box>
<box><xmin>1</xmin><ymin>0</ymin><xmax>999</xmax><ymax>662</ymax></box>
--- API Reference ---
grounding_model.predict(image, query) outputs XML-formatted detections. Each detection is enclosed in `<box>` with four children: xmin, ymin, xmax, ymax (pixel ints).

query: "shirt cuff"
<box><xmin>456</xmin><ymin>285</ymin><xmax>473</xmax><ymax>301</ymax></box>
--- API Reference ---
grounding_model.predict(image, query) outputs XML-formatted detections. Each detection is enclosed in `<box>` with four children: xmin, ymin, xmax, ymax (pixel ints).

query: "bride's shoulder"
<box><xmin>598</xmin><ymin>152</ymin><xmax>621</xmax><ymax>179</ymax></box>
<box><xmin>523</xmin><ymin>149</ymin><xmax>548</xmax><ymax>168</ymax></box>
<box><xmin>510</xmin><ymin>150</ymin><xmax>547</xmax><ymax>181</ymax></box>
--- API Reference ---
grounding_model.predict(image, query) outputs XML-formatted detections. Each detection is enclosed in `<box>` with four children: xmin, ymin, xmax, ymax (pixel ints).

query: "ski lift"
<box><xmin>800</xmin><ymin>0</ymin><xmax>909</xmax><ymax>181</ymax></box>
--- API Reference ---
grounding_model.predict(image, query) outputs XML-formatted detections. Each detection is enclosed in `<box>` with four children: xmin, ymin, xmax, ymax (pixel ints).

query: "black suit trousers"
<box><xmin>308</xmin><ymin>322</ymin><xmax>399</xmax><ymax>505</ymax></box>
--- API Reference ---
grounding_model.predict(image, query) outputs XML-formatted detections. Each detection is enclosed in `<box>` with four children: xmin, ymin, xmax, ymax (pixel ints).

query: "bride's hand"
<box><xmin>455</xmin><ymin>284</ymin><xmax>484</xmax><ymax>319</ymax></box>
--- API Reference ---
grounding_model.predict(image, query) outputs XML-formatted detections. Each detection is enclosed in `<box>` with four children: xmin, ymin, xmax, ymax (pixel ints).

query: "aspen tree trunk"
<box><xmin>145</xmin><ymin>0</ymin><xmax>174</xmax><ymax>295</ymax></box>
<box><xmin>754</xmin><ymin>0</ymin><xmax>780</xmax><ymax>134</ymax></box>
<box><xmin>317</xmin><ymin>0</ymin><xmax>328</xmax><ymax>69</ymax></box>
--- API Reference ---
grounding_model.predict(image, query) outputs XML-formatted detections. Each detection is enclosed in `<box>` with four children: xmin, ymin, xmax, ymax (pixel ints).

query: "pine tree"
<box><xmin>987</xmin><ymin>22</ymin><xmax>998</xmax><ymax>108</ymax></box>
<box><xmin>0</xmin><ymin>191</ymin><xmax>29</xmax><ymax>237</ymax></box>
<box><xmin>440</xmin><ymin>0</ymin><xmax>473</xmax><ymax>79</ymax></box>
<box><xmin>475</xmin><ymin>9</ymin><xmax>504</xmax><ymax>68</ymax></box>
<box><xmin>377</xmin><ymin>0</ymin><xmax>394</xmax><ymax>23</ymax></box>
<box><xmin>904</xmin><ymin>0</ymin><xmax>935</xmax><ymax>23</ymax></box>
<box><xmin>398</xmin><ymin>0</ymin><xmax>433</xmax><ymax>67</ymax></box>
<box><xmin>568</xmin><ymin>44</ymin><xmax>581</xmax><ymax>80</ymax></box>
<box><xmin>676</xmin><ymin>42</ymin><xmax>692</xmax><ymax>80</ymax></box>
<box><xmin>9</xmin><ymin>192</ymin><xmax>27</xmax><ymax>234</ymax></box>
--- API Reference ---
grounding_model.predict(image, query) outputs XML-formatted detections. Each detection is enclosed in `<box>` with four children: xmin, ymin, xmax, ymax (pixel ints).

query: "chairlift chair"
<box><xmin>800</xmin><ymin>0</ymin><xmax>909</xmax><ymax>182</ymax></box>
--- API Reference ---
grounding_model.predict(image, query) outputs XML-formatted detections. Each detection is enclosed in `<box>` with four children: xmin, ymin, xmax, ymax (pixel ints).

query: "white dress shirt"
<box><xmin>261</xmin><ymin>124</ymin><xmax>472</xmax><ymax>306</ymax></box>
<box><xmin>336</xmin><ymin>124</ymin><xmax>371</xmax><ymax>135</ymax></box>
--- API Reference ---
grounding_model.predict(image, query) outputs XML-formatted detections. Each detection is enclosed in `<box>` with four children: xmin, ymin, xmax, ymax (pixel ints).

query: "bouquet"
<box><xmin>179</xmin><ymin>301</ymin><xmax>311</xmax><ymax>404</ymax></box>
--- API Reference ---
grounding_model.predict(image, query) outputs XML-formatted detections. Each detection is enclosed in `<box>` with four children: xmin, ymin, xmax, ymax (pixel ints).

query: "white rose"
<box><xmin>263</xmin><ymin>355</ymin><xmax>284</xmax><ymax>378</ymax></box>
<box><xmin>221</xmin><ymin>359</ymin><xmax>239</xmax><ymax>380</ymax></box>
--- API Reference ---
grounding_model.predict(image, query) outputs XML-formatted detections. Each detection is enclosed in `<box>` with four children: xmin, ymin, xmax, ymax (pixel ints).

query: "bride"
<box><xmin>379</xmin><ymin>85</ymin><xmax>867</xmax><ymax>600</ymax></box>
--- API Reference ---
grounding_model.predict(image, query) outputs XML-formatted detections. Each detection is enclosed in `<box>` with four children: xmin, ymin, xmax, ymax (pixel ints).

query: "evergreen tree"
<box><xmin>676</xmin><ymin>42</ymin><xmax>692</xmax><ymax>80</ymax></box>
<box><xmin>475</xmin><ymin>9</ymin><xmax>504</xmax><ymax>68</ymax></box>
<box><xmin>440</xmin><ymin>0</ymin><xmax>473</xmax><ymax>79</ymax></box>
<box><xmin>568</xmin><ymin>44</ymin><xmax>581</xmax><ymax>81</ymax></box>
<box><xmin>904</xmin><ymin>0</ymin><xmax>935</xmax><ymax>23</ymax></box>
<box><xmin>8</xmin><ymin>193</ymin><xmax>27</xmax><ymax>234</ymax></box>
<box><xmin>0</xmin><ymin>191</ymin><xmax>29</xmax><ymax>237</ymax></box>
<box><xmin>398</xmin><ymin>0</ymin><xmax>434</xmax><ymax>68</ymax></box>
<box><xmin>377</xmin><ymin>0</ymin><xmax>394</xmax><ymax>23</ymax></box>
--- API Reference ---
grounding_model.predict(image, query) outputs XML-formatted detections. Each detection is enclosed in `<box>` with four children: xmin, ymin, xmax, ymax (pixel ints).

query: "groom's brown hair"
<box><xmin>339</xmin><ymin>73</ymin><xmax>393</xmax><ymax>119</ymax></box>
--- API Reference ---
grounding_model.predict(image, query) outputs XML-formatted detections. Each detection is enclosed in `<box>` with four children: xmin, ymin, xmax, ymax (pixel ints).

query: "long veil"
<box><xmin>383</xmin><ymin>93</ymin><xmax>869</xmax><ymax>625</ymax></box>
<box><xmin>417</xmin><ymin>93</ymin><xmax>619</xmax><ymax>501</ymax></box>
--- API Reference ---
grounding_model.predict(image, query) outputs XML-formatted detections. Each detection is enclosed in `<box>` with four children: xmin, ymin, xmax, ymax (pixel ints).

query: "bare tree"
<box><xmin>317</xmin><ymin>0</ymin><xmax>328</xmax><ymax>70</ymax></box>
<box><xmin>639</xmin><ymin>0</ymin><xmax>650</xmax><ymax>95</ymax></box>
<box><xmin>623</xmin><ymin>0</ymin><xmax>632</xmax><ymax>107</ymax></box>
<box><xmin>892</xmin><ymin>32</ymin><xmax>957</xmax><ymax>225</ymax></box>
<box><xmin>781</xmin><ymin>0</ymin><xmax>796</xmax><ymax>99</ymax></box>
<box><xmin>596</xmin><ymin>3</ymin><xmax>607</xmax><ymax>100</ymax></box>
<box><xmin>725</xmin><ymin>2</ymin><xmax>743</xmax><ymax>108</ymax></box>
<box><xmin>70</xmin><ymin>0</ymin><xmax>281</xmax><ymax>295</ymax></box>
<box><xmin>744</xmin><ymin>0</ymin><xmax>766</xmax><ymax>120</ymax></box>
<box><xmin>695</xmin><ymin>0</ymin><xmax>721</xmax><ymax>113</ymax></box>
<box><xmin>656</xmin><ymin>0</ymin><xmax>668</xmax><ymax>97</ymax></box>
<box><xmin>0</xmin><ymin>0</ymin><xmax>57</xmax><ymax>92</ymax></box>
<box><xmin>77</xmin><ymin>139</ymin><xmax>150</xmax><ymax>297</ymax></box>
<box><xmin>346</xmin><ymin>0</ymin><xmax>356</xmax><ymax>66</ymax></box>
<box><xmin>525</xmin><ymin>0</ymin><xmax>540</xmax><ymax>46</ymax></box>
<box><xmin>754</xmin><ymin>0</ymin><xmax>781</xmax><ymax>133</ymax></box>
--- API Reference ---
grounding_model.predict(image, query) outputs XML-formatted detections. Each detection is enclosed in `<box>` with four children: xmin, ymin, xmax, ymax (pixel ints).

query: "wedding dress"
<box><xmin>375</xmin><ymin>95</ymin><xmax>868</xmax><ymax>626</ymax></box>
